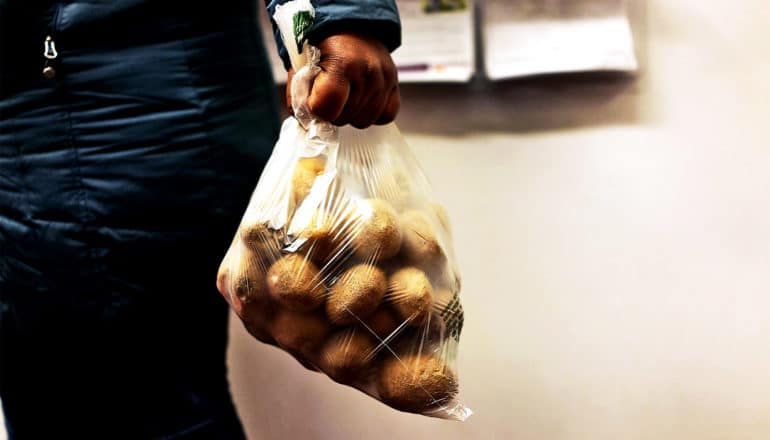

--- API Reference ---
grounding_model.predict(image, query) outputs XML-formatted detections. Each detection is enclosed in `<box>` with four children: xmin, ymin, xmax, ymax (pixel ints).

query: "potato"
<box><xmin>318</xmin><ymin>329</ymin><xmax>376</xmax><ymax>384</ymax></box>
<box><xmin>415</xmin><ymin>314</ymin><xmax>448</xmax><ymax>349</ymax></box>
<box><xmin>363</xmin><ymin>306</ymin><xmax>402</xmax><ymax>340</ymax></box>
<box><xmin>389</xmin><ymin>313</ymin><xmax>447</xmax><ymax>359</ymax></box>
<box><xmin>297</xmin><ymin>208</ymin><xmax>337</xmax><ymax>265</ymax></box>
<box><xmin>218</xmin><ymin>252</ymin><xmax>276</xmax><ymax>345</ymax></box>
<box><xmin>326</xmin><ymin>264</ymin><xmax>387</xmax><ymax>325</ymax></box>
<box><xmin>351</xmin><ymin>199</ymin><xmax>402</xmax><ymax>262</ymax></box>
<box><xmin>399</xmin><ymin>210</ymin><xmax>446</xmax><ymax>270</ymax></box>
<box><xmin>266</xmin><ymin>253</ymin><xmax>325</xmax><ymax>311</ymax></box>
<box><xmin>243</xmin><ymin>323</ymin><xmax>276</xmax><ymax>346</ymax></box>
<box><xmin>292</xmin><ymin>156</ymin><xmax>326</xmax><ymax>205</ymax></box>
<box><xmin>239</xmin><ymin>299</ymin><xmax>278</xmax><ymax>346</ymax></box>
<box><xmin>377</xmin><ymin>354</ymin><xmax>458</xmax><ymax>413</ymax></box>
<box><xmin>388</xmin><ymin>267</ymin><xmax>434</xmax><ymax>326</ymax></box>
<box><xmin>233</xmin><ymin>262</ymin><xmax>267</xmax><ymax>305</ymax></box>
<box><xmin>216</xmin><ymin>247</ymin><xmax>267</xmax><ymax>306</ymax></box>
<box><xmin>240</xmin><ymin>220</ymin><xmax>282</xmax><ymax>261</ymax></box>
<box><xmin>270</xmin><ymin>309</ymin><xmax>329</xmax><ymax>359</ymax></box>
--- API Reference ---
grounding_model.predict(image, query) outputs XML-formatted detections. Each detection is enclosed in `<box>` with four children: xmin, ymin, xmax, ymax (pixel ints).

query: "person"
<box><xmin>0</xmin><ymin>0</ymin><xmax>401</xmax><ymax>438</ymax></box>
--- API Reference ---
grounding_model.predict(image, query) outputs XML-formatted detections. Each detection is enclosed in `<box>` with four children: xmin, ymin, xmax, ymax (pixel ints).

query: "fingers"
<box><xmin>309</xmin><ymin>63</ymin><xmax>390</xmax><ymax>128</ymax></box>
<box><xmin>301</xmin><ymin>33</ymin><xmax>400</xmax><ymax>129</ymax></box>
<box><xmin>350</xmin><ymin>86</ymin><xmax>387</xmax><ymax>129</ymax></box>
<box><xmin>307</xmin><ymin>70</ymin><xmax>350</xmax><ymax>122</ymax></box>
<box><xmin>344</xmin><ymin>68</ymin><xmax>386</xmax><ymax>128</ymax></box>
<box><xmin>376</xmin><ymin>85</ymin><xmax>400</xmax><ymax>126</ymax></box>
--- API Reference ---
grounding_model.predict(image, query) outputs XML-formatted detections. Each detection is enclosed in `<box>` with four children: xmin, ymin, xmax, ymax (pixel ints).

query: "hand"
<box><xmin>286</xmin><ymin>33</ymin><xmax>400</xmax><ymax>129</ymax></box>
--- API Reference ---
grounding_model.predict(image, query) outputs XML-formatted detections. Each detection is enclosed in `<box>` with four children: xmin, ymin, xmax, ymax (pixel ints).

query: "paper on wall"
<box><xmin>391</xmin><ymin>0</ymin><xmax>475</xmax><ymax>82</ymax></box>
<box><xmin>482</xmin><ymin>0</ymin><xmax>638</xmax><ymax>80</ymax></box>
<box><xmin>260</xmin><ymin>0</ymin><xmax>475</xmax><ymax>84</ymax></box>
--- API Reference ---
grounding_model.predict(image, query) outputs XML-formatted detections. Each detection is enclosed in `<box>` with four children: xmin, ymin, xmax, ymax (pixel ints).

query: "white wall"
<box><xmin>229</xmin><ymin>1</ymin><xmax>770</xmax><ymax>438</ymax></box>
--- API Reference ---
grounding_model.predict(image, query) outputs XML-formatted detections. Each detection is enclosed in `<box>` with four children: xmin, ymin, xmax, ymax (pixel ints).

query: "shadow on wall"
<box><xmin>396</xmin><ymin>72</ymin><xmax>640</xmax><ymax>135</ymax></box>
<box><xmin>277</xmin><ymin>72</ymin><xmax>643</xmax><ymax>136</ymax></box>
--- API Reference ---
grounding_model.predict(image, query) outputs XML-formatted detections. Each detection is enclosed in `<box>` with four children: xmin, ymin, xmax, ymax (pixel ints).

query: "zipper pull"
<box><xmin>44</xmin><ymin>36</ymin><xmax>58</xmax><ymax>59</ymax></box>
<box><xmin>42</xmin><ymin>35</ymin><xmax>58</xmax><ymax>79</ymax></box>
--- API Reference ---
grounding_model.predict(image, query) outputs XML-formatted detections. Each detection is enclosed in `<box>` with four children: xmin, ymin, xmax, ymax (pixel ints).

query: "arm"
<box><xmin>264</xmin><ymin>0</ymin><xmax>402</xmax><ymax>128</ymax></box>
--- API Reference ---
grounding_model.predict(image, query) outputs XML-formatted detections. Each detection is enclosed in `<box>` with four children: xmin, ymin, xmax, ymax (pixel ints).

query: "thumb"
<box><xmin>307</xmin><ymin>70</ymin><xmax>350</xmax><ymax>123</ymax></box>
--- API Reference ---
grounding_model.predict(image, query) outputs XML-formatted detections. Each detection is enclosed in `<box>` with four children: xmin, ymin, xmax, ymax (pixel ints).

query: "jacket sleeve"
<box><xmin>264</xmin><ymin>0</ymin><xmax>401</xmax><ymax>70</ymax></box>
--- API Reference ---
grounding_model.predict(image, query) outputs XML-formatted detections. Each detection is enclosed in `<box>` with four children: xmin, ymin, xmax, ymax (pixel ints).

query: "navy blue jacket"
<box><xmin>0</xmin><ymin>1</ymin><xmax>399</xmax><ymax>438</ymax></box>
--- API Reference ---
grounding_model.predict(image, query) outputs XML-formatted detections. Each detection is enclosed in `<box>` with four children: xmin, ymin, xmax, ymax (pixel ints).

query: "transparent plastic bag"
<box><xmin>216</xmin><ymin>0</ymin><xmax>470</xmax><ymax>420</ymax></box>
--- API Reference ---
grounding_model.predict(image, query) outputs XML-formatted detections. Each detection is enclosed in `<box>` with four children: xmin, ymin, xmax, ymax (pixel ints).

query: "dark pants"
<box><xmin>0</xmin><ymin>234</ymin><xmax>251</xmax><ymax>440</ymax></box>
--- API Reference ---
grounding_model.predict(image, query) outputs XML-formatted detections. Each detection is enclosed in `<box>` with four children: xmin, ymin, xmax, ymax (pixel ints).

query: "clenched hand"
<box><xmin>286</xmin><ymin>33</ymin><xmax>400</xmax><ymax>129</ymax></box>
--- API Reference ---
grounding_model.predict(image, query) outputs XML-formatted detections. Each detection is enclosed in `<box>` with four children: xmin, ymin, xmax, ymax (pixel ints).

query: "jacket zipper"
<box><xmin>42</xmin><ymin>5</ymin><xmax>62</xmax><ymax>79</ymax></box>
<box><xmin>42</xmin><ymin>35</ymin><xmax>58</xmax><ymax>78</ymax></box>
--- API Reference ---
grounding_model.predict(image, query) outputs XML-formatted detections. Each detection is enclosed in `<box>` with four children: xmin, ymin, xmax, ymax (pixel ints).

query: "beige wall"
<box><xmin>228</xmin><ymin>1</ymin><xmax>770</xmax><ymax>439</ymax></box>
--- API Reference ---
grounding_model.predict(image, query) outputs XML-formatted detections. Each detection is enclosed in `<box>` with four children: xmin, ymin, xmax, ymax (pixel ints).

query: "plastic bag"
<box><xmin>217</xmin><ymin>0</ymin><xmax>470</xmax><ymax>420</ymax></box>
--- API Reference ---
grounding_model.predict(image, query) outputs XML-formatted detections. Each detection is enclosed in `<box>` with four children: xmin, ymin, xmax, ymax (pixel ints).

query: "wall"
<box><xmin>229</xmin><ymin>1</ymin><xmax>770</xmax><ymax>438</ymax></box>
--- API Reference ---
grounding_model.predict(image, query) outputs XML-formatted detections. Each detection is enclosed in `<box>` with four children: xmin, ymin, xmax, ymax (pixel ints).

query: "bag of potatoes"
<box><xmin>217</xmin><ymin>0</ymin><xmax>470</xmax><ymax>420</ymax></box>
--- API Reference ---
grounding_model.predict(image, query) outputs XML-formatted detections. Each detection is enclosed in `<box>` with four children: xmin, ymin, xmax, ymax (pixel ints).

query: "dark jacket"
<box><xmin>0</xmin><ymin>1</ymin><xmax>399</xmax><ymax>438</ymax></box>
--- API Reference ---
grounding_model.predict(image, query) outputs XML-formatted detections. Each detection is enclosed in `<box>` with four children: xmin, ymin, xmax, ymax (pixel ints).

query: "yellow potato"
<box><xmin>399</xmin><ymin>210</ymin><xmax>446</xmax><ymax>270</ymax></box>
<box><xmin>351</xmin><ymin>199</ymin><xmax>403</xmax><ymax>262</ymax></box>
<box><xmin>271</xmin><ymin>309</ymin><xmax>330</xmax><ymax>360</ymax></box>
<box><xmin>292</xmin><ymin>156</ymin><xmax>326</xmax><ymax>205</ymax></box>
<box><xmin>297</xmin><ymin>208</ymin><xmax>338</xmax><ymax>265</ymax></box>
<box><xmin>326</xmin><ymin>264</ymin><xmax>387</xmax><ymax>325</ymax></box>
<box><xmin>318</xmin><ymin>329</ymin><xmax>376</xmax><ymax>384</ymax></box>
<box><xmin>240</xmin><ymin>220</ymin><xmax>282</xmax><ymax>261</ymax></box>
<box><xmin>266</xmin><ymin>253</ymin><xmax>325</xmax><ymax>312</ymax></box>
<box><xmin>362</xmin><ymin>306</ymin><xmax>402</xmax><ymax>340</ymax></box>
<box><xmin>377</xmin><ymin>354</ymin><xmax>458</xmax><ymax>413</ymax></box>
<box><xmin>388</xmin><ymin>267</ymin><xmax>434</xmax><ymax>326</ymax></box>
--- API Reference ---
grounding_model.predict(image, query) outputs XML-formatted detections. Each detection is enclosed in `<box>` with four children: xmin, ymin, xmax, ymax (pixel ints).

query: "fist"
<box><xmin>287</xmin><ymin>33</ymin><xmax>400</xmax><ymax>129</ymax></box>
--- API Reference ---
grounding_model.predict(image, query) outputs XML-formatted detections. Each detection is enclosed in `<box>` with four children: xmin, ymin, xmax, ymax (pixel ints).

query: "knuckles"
<box><xmin>291</xmin><ymin>35</ymin><xmax>401</xmax><ymax>127</ymax></box>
